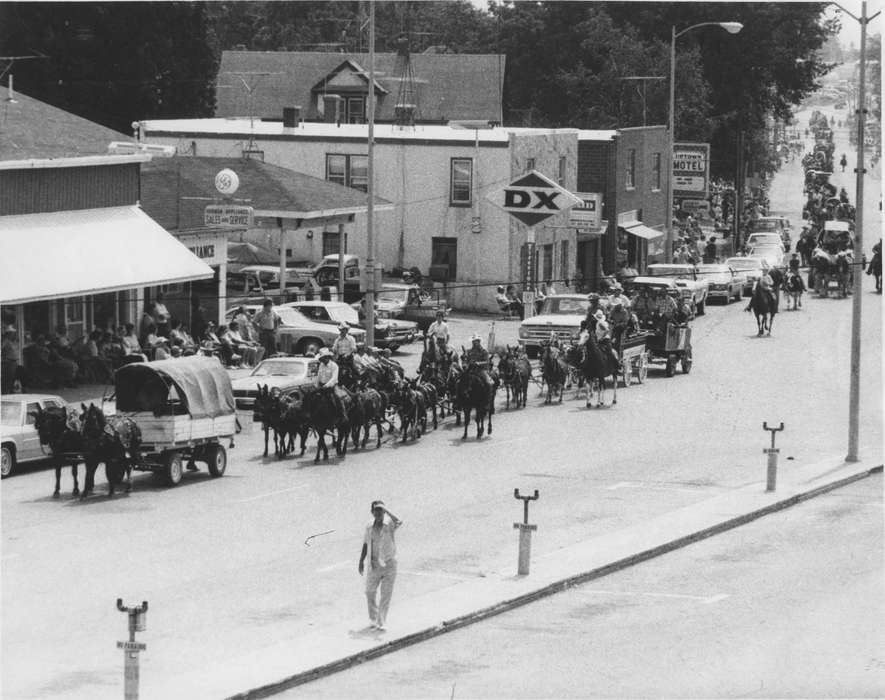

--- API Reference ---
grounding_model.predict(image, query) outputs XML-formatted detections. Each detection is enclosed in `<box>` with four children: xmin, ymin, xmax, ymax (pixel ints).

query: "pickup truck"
<box><xmin>645</xmin><ymin>264</ymin><xmax>709</xmax><ymax>315</ymax></box>
<box><xmin>374</xmin><ymin>283</ymin><xmax>449</xmax><ymax>332</ymax></box>
<box><xmin>312</xmin><ymin>254</ymin><xmax>363</xmax><ymax>303</ymax></box>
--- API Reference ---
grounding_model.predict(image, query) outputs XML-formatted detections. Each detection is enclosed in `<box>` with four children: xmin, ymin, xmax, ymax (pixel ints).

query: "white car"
<box><xmin>285</xmin><ymin>300</ymin><xmax>417</xmax><ymax>351</ymax></box>
<box><xmin>229</xmin><ymin>357</ymin><xmax>318</xmax><ymax>411</ymax></box>
<box><xmin>745</xmin><ymin>232</ymin><xmax>785</xmax><ymax>251</ymax></box>
<box><xmin>1</xmin><ymin>393</ymin><xmax>67</xmax><ymax>477</ymax></box>
<box><xmin>646</xmin><ymin>264</ymin><xmax>709</xmax><ymax>315</ymax></box>
<box><xmin>225</xmin><ymin>304</ymin><xmax>365</xmax><ymax>355</ymax></box>
<box><xmin>747</xmin><ymin>246</ymin><xmax>784</xmax><ymax>270</ymax></box>
<box><xmin>696</xmin><ymin>264</ymin><xmax>743</xmax><ymax>304</ymax></box>
<box><xmin>518</xmin><ymin>294</ymin><xmax>590</xmax><ymax>358</ymax></box>
<box><xmin>725</xmin><ymin>257</ymin><xmax>765</xmax><ymax>296</ymax></box>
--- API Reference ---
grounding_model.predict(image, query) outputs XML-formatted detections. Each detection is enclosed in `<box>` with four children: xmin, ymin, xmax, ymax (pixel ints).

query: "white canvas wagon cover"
<box><xmin>115</xmin><ymin>357</ymin><xmax>236</xmax><ymax>419</ymax></box>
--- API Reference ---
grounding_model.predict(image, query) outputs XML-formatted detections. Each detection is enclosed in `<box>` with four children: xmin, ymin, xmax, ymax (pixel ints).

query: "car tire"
<box><xmin>164</xmin><ymin>451</ymin><xmax>183</xmax><ymax>487</ymax></box>
<box><xmin>296</xmin><ymin>338</ymin><xmax>322</xmax><ymax>355</ymax></box>
<box><xmin>1</xmin><ymin>444</ymin><xmax>15</xmax><ymax>478</ymax></box>
<box><xmin>387</xmin><ymin>343</ymin><xmax>400</xmax><ymax>352</ymax></box>
<box><xmin>206</xmin><ymin>443</ymin><xmax>227</xmax><ymax>477</ymax></box>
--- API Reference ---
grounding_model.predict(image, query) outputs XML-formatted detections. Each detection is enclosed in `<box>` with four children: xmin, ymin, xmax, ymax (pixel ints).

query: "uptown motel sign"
<box><xmin>487</xmin><ymin>170</ymin><xmax>583</xmax><ymax>227</ymax></box>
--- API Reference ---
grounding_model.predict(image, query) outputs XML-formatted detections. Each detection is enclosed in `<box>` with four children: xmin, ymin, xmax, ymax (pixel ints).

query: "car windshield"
<box><xmin>250</xmin><ymin>359</ymin><xmax>308</xmax><ymax>377</ymax></box>
<box><xmin>1</xmin><ymin>401</ymin><xmax>22</xmax><ymax>425</ymax></box>
<box><xmin>753</xmin><ymin>220</ymin><xmax>781</xmax><ymax>232</ymax></box>
<box><xmin>325</xmin><ymin>305</ymin><xmax>359</xmax><ymax>325</ymax></box>
<box><xmin>697</xmin><ymin>265</ymin><xmax>730</xmax><ymax>275</ymax></box>
<box><xmin>726</xmin><ymin>258</ymin><xmax>762</xmax><ymax>271</ymax></box>
<box><xmin>377</xmin><ymin>289</ymin><xmax>407</xmax><ymax>304</ymax></box>
<box><xmin>648</xmin><ymin>266</ymin><xmax>694</xmax><ymax>279</ymax></box>
<box><xmin>540</xmin><ymin>297</ymin><xmax>591</xmax><ymax>315</ymax></box>
<box><xmin>747</xmin><ymin>234</ymin><xmax>782</xmax><ymax>246</ymax></box>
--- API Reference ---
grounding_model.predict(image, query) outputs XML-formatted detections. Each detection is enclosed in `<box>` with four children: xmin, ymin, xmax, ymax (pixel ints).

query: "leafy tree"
<box><xmin>0</xmin><ymin>2</ymin><xmax>219</xmax><ymax>133</ymax></box>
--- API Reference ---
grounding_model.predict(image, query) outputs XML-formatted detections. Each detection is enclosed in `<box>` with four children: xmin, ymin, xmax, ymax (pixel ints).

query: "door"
<box><xmin>19</xmin><ymin>401</ymin><xmax>42</xmax><ymax>461</ymax></box>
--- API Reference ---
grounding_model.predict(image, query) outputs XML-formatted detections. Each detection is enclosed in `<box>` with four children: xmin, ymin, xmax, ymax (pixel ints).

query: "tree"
<box><xmin>0</xmin><ymin>2</ymin><xmax>220</xmax><ymax>134</ymax></box>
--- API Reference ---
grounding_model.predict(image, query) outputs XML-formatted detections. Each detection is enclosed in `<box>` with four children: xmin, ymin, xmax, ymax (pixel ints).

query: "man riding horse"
<box><xmin>464</xmin><ymin>335</ymin><xmax>494</xmax><ymax>390</ymax></box>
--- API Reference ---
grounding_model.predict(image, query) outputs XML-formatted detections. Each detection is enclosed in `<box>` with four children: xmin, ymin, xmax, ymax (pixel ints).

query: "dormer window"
<box><xmin>312</xmin><ymin>59</ymin><xmax>388</xmax><ymax>124</ymax></box>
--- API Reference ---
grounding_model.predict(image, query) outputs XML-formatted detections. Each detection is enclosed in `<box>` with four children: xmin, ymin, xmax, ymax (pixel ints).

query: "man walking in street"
<box><xmin>358</xmin><ymin>500</ymin><xmax>403</xmax><ymax>632</ymax></box>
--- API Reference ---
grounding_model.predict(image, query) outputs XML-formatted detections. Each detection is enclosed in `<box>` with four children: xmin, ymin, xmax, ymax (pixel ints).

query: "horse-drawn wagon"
<box><xmin>617</xmin><ymin>332</ymin><xmax>649</xmax><ymax>386</ymax></box>
<box><xmin>641</xmin><ymin>322</ymin><xmax>692</xmax><ymax>377</ymax></box>
<box><xmin>810</xmin><ymin>220</ymin><xmax>854</xmax><ymax>297</ymax></box>
<box><xmin>114</xmin><ymin>357</ymin><xmax>237</xmax><ymax>486</ymax></box>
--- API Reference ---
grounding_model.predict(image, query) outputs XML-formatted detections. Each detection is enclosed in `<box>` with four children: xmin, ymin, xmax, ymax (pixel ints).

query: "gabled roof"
<box><xmin>0</xmin><ymin>86</ymin><xmax>130</xmax><ymax>161</ymax></box>
<box><xmin>310</xmin><ymin>59</ymin><xmax>388</xmax><ymax>95</ymax></box>
<box><xmin>216</xmin><ymin>50</ymin><xmax>504</xmax><ymax>123</ymax></box>
<box><xmin>140</xmin><ymin>156</ymin><xmax>390</xmax><ymax>230</ymax></box>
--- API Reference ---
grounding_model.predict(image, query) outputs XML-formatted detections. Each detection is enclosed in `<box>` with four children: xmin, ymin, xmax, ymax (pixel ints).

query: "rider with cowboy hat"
<box><xmin>332</xmin><ymin>322</ymin><xmax>357</xmax><ymax>361</ymax></box>
<box><xmin>464</xmin><ymin>334</ymin><xmax>494</xmax><ymax>390</ymax></box>
<box><xmin>315</xmin><ymin>347</ymin><xmax>350</xmax><ymax>425</ymax></box>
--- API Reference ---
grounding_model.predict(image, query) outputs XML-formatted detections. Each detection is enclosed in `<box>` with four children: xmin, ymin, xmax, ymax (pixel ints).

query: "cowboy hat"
<box><xmin>593</xmin><ymin>309</ymin><xmax>606</xmax><ymax>321</ymax></box>
<box><xmin>338</xmin><ymin>322</ymin><xmax>349</xmax><ymax>331</ymax></box>
<box><xmin>317</xmin><ymin>347</ymin><xmax>332</xmax><ymax>358</ymax></box>
<box><xmin>471</xmin><ymin>333</ymin><xmax>482</xmax><ymax>342</ymax></box>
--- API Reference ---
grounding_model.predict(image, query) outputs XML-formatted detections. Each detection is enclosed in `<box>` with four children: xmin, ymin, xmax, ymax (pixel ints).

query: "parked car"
<box><xmin>645</xmin><ymin>263</ymin><xmax>709</xmax><ymax>315</ymax></box>
<box><xmin>696</xmin><ymin>264</ymin><xmax>743</xmax><ymax>304</ymax></box>
<box><xmin>747</xmin><ymin>245</ymin><xmax>785</xmax><ymax>270</ymax></box>
<box><xmin>745</xmin><ymin>232</ymin><xmax>785</xmax><ymax>252</ymax></box>
<box><xmin>724</xmin><ymin>257</ymin><xmax>765</xmax><ymax>296</ymax></box>
<box><xmin>518</xmin><ymin>294</ymin><xmax>590</xmax><ymax>358</ymax></box>
<box><xmin>284</xmin><ymin>300</ymin><xmax>417</xmax><ymax>351</ymax></box>
<box><xmin>226</xmin><ymin>265</ymin><xmax>314</xmax><ymax>306</ymax></box>
<box><xmin>1</xmin><ymin>393</ymin><xmax>67</xmax><ymax>477</ymax></box>
<box><xmin>374</xmin><ymin>283</ymin><xmax>449</xmax><ymax>332</ymax></box>
<box><xmin>312</xmin><ymin>254</ymin><xmax>363</xmax><ymax>303</ymax></box>
<box><xmin>750</xmin><ymin>216</ymin><xmax>792</xmax><ymax>250</ymax></box>
<box><xmin>229</xmin><ymin>356</ymin><xmax>318</xmax><ymax>411</ymax></box>
<box><xmin>225</xmin><ymin>304</ymin><xmax>365</xmax><ymax>355</ymax></box>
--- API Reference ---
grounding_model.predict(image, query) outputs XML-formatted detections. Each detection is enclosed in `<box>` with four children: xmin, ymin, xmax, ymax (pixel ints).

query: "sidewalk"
<box><xmin>138</xmin><ymin>454</ymin><xmax>881</xmax><ymax>700</ymax></box>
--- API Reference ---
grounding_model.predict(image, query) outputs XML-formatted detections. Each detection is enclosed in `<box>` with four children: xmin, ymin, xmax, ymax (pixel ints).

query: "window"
<box><xmin>558</xmin><ymin>156</ymin><xmax>567</xmax><ymax>186</ymax></box>
<box><xmin>325</xmin><ymin>154</ymin><xmax>368</xmax><ymax>192</ymax></box>
<box><xmin>322</xmin><ymin>231</ymin><xmax>348</xmax><ymax>257</ymax></box>
<box><xmin>345</xmin><ymin>97</ymin><xmax>365</xmax><ymax>124</ymax></box>
<box><xmin>431</xmin><ymin>237</ymin><xmax>458</xmax><ymax>281</ymax></box>
<box><xmin>652</xmin><ymin>152</ymin><xmax>662</xmax><ymax>191</ymax></box>
<box><xmin>541</xmin><ymin>244</ymin><xmax>554</xmax><ymax>281</ymax></box>
<box><xmin>626</xmin><ymin>149</ymin><xmax>636</xmax><ymax>189</ymax></box>
<box><xmin>525</xmin><ymin>157</ymin><xmax>535</xmax><ymax>172</ymax></box>
<box><xmin>26</xmin><ymin>402</ymin><xmax>39</xmax><ymax>425</ymax></box>
<box><xmin>450</xmin><ymin>158</ymin><xmax>473</xmax><ymax>206</ymax></box>
<box><xmin>559</xmin><ymin>240</ymin><xmax>569</xmax><ymax>282</ymax></box>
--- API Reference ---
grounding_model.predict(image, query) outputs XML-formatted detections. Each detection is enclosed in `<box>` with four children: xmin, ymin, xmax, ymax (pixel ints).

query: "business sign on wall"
<box><xmin>673</xmin><ymin>142</ymin><xmax>710</xmax><ymax>199</ymax></box>
<box><xmin>486</xmin><ymin>170</ymin><xmax>583</xmax><ymax>227</ymax></box>
<box><xmin>568</xmin><ymin>192</ymin><xmax>603</xmax><ymax>231</ymax></box>
<box><xmin>177</xmin><ymin>231</ymin><xmax>226</xmax><ymax>266</ymax></box>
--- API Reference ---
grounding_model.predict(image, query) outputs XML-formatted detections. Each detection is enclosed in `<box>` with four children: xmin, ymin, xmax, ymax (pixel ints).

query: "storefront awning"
<box><xmin>0</xmin><ymin>206</ymin><xmax>214</xmax><ymax>305</ymax></box>
<box><xmin>620</xmin><ymin>221</ymin><xmax>664</xmax><ymax>240</ymax></box>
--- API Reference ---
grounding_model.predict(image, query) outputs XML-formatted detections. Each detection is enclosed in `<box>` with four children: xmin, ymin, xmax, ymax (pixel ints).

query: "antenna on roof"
<box><xmin>221</xmin><ymin>71</ymin><xmax>282</xmax><ymax>159</ymax></box>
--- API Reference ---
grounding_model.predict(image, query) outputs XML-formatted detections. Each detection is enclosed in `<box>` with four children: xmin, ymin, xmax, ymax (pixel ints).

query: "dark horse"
<box><xmin>497</xmin><ymin>345</ymin><xmax>531</xmax><ymax>409</ymax></box>
<box><xmin>31</xmin><ymin>404</ymin><xmax>83</xmax><ymax>497</ymax></box>
<box><xmin>254</xmin><ymin>384</ymin><xmax>287</xmax><ymax>458</ymax></box>
<box><xmin>745</xmin><ymin>284</ymin><xmax>777</xmax><ymax>336</ymax></box>
<box><xmin>579</xmin><ymin>332</ymin><xmax>619</xmax><ymax>408</ymax></box>
<box><xmin>349</xmin><ymin>385</ymin><xmax>387</xmax><ymax>450</ymax></box>
<box><xmin>79</xmin><ymin>403</ymin><xmax>142</xmax><ymax>497</ymax></box>
<box><xmin>455</xmin><ymin>367</ymin><xmax>495</xmax><ymax>439</ymax></box>
<box><xmin>540</xmin><ymin>342</ymin><xmax>568</xmax><ymax>404</ymax></box>
<box><xmin>297</xmin><ymin>385</ymin><xmax>350</xmax><ymax>462</ymax></box>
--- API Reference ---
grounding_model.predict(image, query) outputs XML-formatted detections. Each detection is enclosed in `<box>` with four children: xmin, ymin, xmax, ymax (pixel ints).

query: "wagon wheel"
<box><xmin>681</xmin><ymin>346</ymin><xmax>693</xmax><ymax>374</ymax></box>
<box><xmin>620</xmin><ymin>358</ymin><xmax>631</xmax><ymax>387</ymax></box>
<box><xmin>636</xmin><ymin>353</ymin><xmax>648</xmax><ymax>384</ymax></box>
<box><xmin>163</xmin><ymin>451</ymin><xmax>183</xmax><ymax>487</ymax></box>
<box><xmin>665</xmin><ymin>354</ymin><xmax>677</xmax><ymax>377</ymax></box>
<box><xmin>205</xmin><ymin>443</ymin><xmax>227</xmax><ymax>477</ymax></box>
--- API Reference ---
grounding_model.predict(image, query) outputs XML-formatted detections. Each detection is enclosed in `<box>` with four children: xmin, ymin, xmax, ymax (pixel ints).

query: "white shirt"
<box><xmin>315</xmin><ymin>360</ymin><xmax>339</xmax><ymax>388</ymax></box>
<box><xmin>364</xmin><ymin>517</ymin><xmax>401</xmax><ymax>569</ymax></box>
<box><xmin>595</xmin><ymin>318</ymin><xmax>610</xmax><ymax>341</ymax></box>
<box><xmin>332</xmin><ymin>334</ymin><xmax>357</xmax><ymax>358</ymax></box>
<box><xmin>427</xmin><ymin>320</ymin><xmax>449</xmax><ymax>343</ymax></box>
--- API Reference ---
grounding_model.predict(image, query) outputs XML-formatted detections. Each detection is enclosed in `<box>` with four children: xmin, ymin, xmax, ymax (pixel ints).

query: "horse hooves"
<box><xmin>52</xmin><ymin>491</ymin><xmax>60</xmax><ymax>499</ymax></box>
<box><xmin>72</xmin><ymin>488</ymin><xmax>79</xmax><ymax>495</ymax></box>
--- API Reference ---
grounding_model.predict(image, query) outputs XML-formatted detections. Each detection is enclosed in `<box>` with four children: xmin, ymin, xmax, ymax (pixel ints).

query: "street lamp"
<box><xmin>666</xmin><ymin>21</ymin><xmax>743</xmax><ymax>260</ymax></box>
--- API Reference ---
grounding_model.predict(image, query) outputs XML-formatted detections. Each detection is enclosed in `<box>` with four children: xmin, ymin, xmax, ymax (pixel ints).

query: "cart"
<box><xmin>643</xmin><ymin>322</ymin><xmax>693</xmax><ymax>377</ymax></box>
<box><xmin>617</xmin><ymin>332</ymin><xmax>650</xmax><ymax>386</ymax></box>
<box><xmin>114</xmin><ymin>357</ymin><xmax>237</xmax><ymax>486</ymax></box>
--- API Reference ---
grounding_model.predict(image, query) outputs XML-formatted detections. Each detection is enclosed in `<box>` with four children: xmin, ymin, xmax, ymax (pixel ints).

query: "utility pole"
<box><xmin>365</xmin><ymin>0</ymin><xmax>376</xmax><ymax>347</ymax></box>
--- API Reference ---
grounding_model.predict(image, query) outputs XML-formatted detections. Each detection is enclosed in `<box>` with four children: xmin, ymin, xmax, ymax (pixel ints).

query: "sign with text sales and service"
<box><xmin>672</xmin><ymin>142</ymin><xmax>710</xmax><ymax>199</ymax></box>
<box><xmin>204</xmin><ymin>204</ymin><xmax>254</xmax><ymax>228</ymax></box>
<box><xmin>487</xmin><ymin>170</ymin><xmax>584</xmax><ymax>227</ymax></box>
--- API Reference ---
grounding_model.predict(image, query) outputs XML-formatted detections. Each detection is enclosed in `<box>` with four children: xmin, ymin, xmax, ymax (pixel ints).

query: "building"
<box><xmin>578</xmin><ymin>126</ymin><xmax>669</xmax><ymax>287</ymax></box>
<box><xmin>0</xmin><ymin>88</ymin><xmax>212</xmax><ymax>370</ymax></box>
<box><xmin>139</xmin><ymin>118</ymin><xmax>582</xmax><ymax>312</ymax></box>
<box><xmin>215</xmin><ymin>50</ymin><xmax>505</xmax><ymax>125</ymax></box>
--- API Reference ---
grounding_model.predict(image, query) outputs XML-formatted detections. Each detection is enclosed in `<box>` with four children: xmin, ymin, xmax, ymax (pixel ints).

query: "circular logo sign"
<box><xmin>214</xmin><ymin>168</ymin><xmax>239</xmax><ymax>195</ymax></box>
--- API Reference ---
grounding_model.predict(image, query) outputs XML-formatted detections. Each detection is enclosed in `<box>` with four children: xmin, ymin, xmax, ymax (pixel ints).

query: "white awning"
<box><xmin>0</xmin><ymin>206</ymin><xmax>214</xmax><ymax>305</ymax></box>
<box><xmin>620</xmin><ymin>221</ymin><xmax>664</xmax><ymax>240</ymax></box>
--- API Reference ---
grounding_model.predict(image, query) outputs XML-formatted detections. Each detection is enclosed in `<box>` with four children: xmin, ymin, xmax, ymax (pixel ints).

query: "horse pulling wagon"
<box><xmin>114</xmin><ymin>357</ymin><xmax>237</xmax><ymax>486</ymax></box>
<box><xmin>641</xmin><ymin>323</ymin><xmax>692</xmax><ymax>377</ymax></box>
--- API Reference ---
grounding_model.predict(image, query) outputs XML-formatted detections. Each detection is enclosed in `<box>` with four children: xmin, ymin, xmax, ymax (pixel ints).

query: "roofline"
<box><xmin>255</xmin><ymin>204</ymin><xmax>395</xmax><ymax>219</ymax></box>
<box><xmin>0</xmin><ymin>154</ymin><xmax>150</xmax><ymax>171</ymax></box>
<box><xmin>141</xmin><ymin>129</ymin><xmax>510</xmax><ymax>149</ymax></box>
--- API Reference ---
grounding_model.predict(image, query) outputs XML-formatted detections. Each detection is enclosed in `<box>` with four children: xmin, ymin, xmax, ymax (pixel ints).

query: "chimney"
<box><xmin>322</xmin><ymin>95</ymin><xmax>342</xmax><ymax>124</ymax></box>
<box><xmin>283</xmin><ymin>106</ymin><xmax>301</xmax><ymax>128</ymax></box>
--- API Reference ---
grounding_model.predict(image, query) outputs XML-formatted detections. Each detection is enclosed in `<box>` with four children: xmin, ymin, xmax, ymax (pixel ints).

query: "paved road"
<box><xmin>285</xmin><ymin>474</ymin><xmax>884</xmax><ymax>699</ymax></box>
<box><xmin>2</xmin><ymin>102</ymin><xmax>881</xmax><ymax>700</ymax></box>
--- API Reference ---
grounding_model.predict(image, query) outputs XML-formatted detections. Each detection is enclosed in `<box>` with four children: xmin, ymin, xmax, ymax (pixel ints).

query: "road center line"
<box><xmin>234</xmin><ymin>486</ymin><xmax>301</xmax><ymax>503</ymax></box>
<box><xmin>577</xmin><ymin>588</ymin><xmax>729</xmax><ymax>604</ymax></box>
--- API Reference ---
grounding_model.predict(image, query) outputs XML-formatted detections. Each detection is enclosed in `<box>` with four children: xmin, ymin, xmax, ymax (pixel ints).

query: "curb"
<box><xmin>227</xmin><ymin>463</ymin><xmax>882</xmax><ymax>700</ymax></box>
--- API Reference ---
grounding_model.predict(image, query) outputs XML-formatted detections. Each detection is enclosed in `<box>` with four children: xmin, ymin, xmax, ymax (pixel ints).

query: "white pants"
<box><xmin>365</xmin><ymin>561</ymin><xmax>397</xmax><ymax>626</ymax></box>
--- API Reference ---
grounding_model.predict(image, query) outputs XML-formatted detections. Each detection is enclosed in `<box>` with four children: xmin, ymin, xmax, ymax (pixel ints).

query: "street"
<box><xmin>285</xmin><ymin>474</ymin><xmax>884</xmax><ymax>699</ymax></box>
<box><xmin>2</xmin><ymin>102</ymin><xmax>882</xmax><ymax>700</ymax></box>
